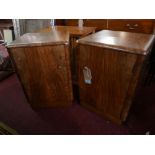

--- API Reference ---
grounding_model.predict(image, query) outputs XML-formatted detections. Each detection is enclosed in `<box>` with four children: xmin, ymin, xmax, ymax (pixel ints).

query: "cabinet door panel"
<box><xmin>78</xmin><ymin>45</ymin><xmax>137</xmax><ymax>120</ymax></box>
<box><xmin>10</xmin><ymin>45</ymin><xmax>72</xmax><ymax>107</ymax></box>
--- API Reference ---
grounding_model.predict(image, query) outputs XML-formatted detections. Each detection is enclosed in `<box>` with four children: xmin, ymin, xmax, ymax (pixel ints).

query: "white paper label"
<box><xmin>83</xmin><ymin>66</ymin><xmax>92</xmax><ymax>84</ymax></box>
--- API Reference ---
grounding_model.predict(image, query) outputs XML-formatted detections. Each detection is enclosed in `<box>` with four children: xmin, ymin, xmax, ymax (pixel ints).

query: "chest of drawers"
<box><xmin>61</xmin><ymin>19</ymin><xmax>155</xmax><ymax>34</ymax></box>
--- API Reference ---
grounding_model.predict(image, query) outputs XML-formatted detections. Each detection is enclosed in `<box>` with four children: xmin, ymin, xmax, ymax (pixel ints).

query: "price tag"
<box><xmin>83</xmin><ymin>66</ymin><xmax>92</xmax><ymax>84</ymax></box>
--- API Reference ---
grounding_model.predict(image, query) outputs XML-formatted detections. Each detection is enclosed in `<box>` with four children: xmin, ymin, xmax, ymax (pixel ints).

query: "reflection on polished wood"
<box><xmin>7</xmin><ymin>32</ymin><xmax>69</xmax><ymax>48</ymax></box>
<box><xmin>8</xmin><ymin>25</ymin><xmax>96</xmax><ymax>48</ymax></box>
<box><xmin>78</xmin><ymin>30</ymin><xmax>155</xmax><ymax>55</ymax></box>
<box><xmin>38</xmin><ymin>26</ymin><xmax>96</xmax><ymax>37</ymax></box>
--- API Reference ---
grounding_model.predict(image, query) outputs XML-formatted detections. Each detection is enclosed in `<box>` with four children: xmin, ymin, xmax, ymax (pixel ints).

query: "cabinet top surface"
<box><xmin>78</xmin><ymin>30</ymin><xmax>155</xmax><ymax>55</ymax></box>
<box><xmin>7</xmin><ymin>31</ymin><xmax>70</xmax><ymax>48</ymax></box>
<box><xmin>38</xmin><ymin>26</ymin><xmax>96</xmax><ymax>36</ymax></box>
<box><xmin>7</xmin><ymin>26</ymin><xmax>96</xmax><ymax>48</ymax></box>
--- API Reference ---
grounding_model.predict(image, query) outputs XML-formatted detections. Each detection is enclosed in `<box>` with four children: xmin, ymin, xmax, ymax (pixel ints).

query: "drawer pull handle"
<box><xmin>126</xmin><ymin>23</ymin><xmax>139</xmax><ymax>30</ymax></box>
<box><xmin>126</xmin><ymin>24</ymin><xmax>130</xmax><ymax>27</ymax></box>
<box><xmin>134</xmin><ymin>24</ymin><xmax>139</xmax><ymax>27</ymax></box>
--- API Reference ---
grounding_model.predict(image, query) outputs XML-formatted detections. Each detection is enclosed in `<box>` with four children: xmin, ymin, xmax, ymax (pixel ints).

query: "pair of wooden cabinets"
<box><xmin>56</xmin><ymin>19</ymin><xmax>155</xmax><ymax>34</ymax></box>
<box><xmin>7</xmin><ymin>26</ymin><xmax>96</xmax><ymax>107</ymax></box>
<box><xmin>7</xmin><ymin>25</ymin><xmax>155</xmax><ymax>124</ymax></box>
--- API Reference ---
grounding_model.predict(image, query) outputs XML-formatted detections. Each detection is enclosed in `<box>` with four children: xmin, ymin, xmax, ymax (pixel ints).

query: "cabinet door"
<box><xmin>78</xmin><ymin>45</ymin><xmax>138</xmax><ymax>123</ymax></box>
<box><xmin>10</xmin><ymin>45</ymin><xmax>73</xmax><ymax>107</ymax></box>
<box><xmin>108</xmin><ymin>19</ymin><xmax>154</xmax><ymax>34</ymax></box>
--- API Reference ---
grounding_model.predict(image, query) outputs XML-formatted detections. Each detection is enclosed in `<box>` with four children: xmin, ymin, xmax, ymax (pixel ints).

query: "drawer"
<box><xmin>108</xmin><ymin>20</ymin><xmax>154</xmax><ymax>34</ymax></box>
<box><xmin>55</xmin><ymin>19</ymin><xmax>66</xmax><ymax>26</ymax></box>
<box><xmin>83</xmin><ymin>19</ymin><xmax>107</xmax><ymax>31</ymax></box>
<box><xmin>65</xmin><ymin>19</ymin><xmax>78</xmax><ymax>26</ymax></box>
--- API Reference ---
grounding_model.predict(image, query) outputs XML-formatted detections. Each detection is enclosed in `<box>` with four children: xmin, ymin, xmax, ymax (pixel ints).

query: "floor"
<box><xmin>0</xmin><ymin>74</ymin><xmax>155</xmax><ymax>135</ymax></box>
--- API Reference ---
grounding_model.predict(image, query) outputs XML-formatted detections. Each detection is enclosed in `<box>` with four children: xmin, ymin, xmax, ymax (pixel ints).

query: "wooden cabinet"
<box><xmin>77</xmin><ymin>30</ymin><xmax>155</xmax><ymax>124</ymax></box>
<box><xmin>62</xmin><ymin>19</ymin><xmax>155</xmax><ymax>34</ymax></box>
<box><xmin>108</xmin><ymin>19</ymin><xmax>155</xmax><ymax>34</ymax></box>
<box><xmin>7</xmin><ymin>32</ymin><xmax>73</xmax><ymax>107</ymax></box>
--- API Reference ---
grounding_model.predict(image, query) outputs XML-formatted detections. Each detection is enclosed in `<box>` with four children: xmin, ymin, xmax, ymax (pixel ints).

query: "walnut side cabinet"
<box><xmin>77</xmin><ymin>30</ymin><xmax>155</xmax><ymax>124</ymax></box>
<box><xmin>7</xmin><ymin>32</ymin><xmax>73</xmax><ymax>107</ymax></box>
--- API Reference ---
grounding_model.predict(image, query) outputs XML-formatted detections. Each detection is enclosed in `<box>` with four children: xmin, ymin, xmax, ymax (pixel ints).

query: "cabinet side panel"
<box><xmin>121</xmin><ymin>55</ymin><xmax>145</xmax><ymax>121</ymax></box>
